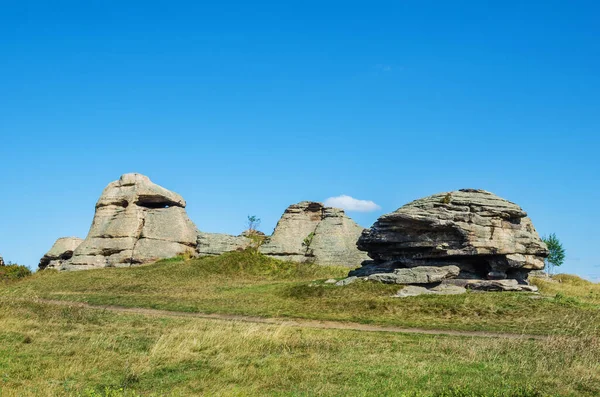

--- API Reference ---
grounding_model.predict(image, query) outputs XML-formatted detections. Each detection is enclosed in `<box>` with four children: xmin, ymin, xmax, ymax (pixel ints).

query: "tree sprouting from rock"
<box><xmin>245</xmin><ymin>215</ymin><xmax>265</xmax><ymax>254</ymax></box>
<box><xmin>542</xmin><ymin>233</ymin><xmax>565</xmax><ymax>275</ymax></box>
<box><xmin>247</xmin><ymin>215</ymin><xmax>261</xmax><ymax>232</ymax></box>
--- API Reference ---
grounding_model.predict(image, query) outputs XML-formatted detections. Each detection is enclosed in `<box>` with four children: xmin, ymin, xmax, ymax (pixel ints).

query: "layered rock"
<box><xmin>260</xmin><ymin>201</ymin><xmax>369</xmax><ymax>267</ymax></box>
<box><xmin>196</xmin><ymin>232</ymin><xmax>251</xmax><ymax>256</ymax></box>
<box><xmin>367</xmin><ymin>265</ymin><xmax>459</xmax><ymax>284</ymax></box>
<box><xmin>64</xmin><ymin>174</ymin><xmax>198</xmax><ymax>270</ymax></box>
<box><xmin>38</xmin><ymin>237</ymin><xmax>83</xmax><ymax>270</ymax></box>
<box><xmin>350</xmin><ymin>189</ymin><xmax>548</xmax><ymax>289</ymax></box>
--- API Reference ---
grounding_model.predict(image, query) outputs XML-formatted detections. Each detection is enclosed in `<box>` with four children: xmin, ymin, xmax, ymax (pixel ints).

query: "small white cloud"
<box><xmin>324</xmin><ymin>195</ymin><xmax>381</xmax><ymax>212</ymax></box>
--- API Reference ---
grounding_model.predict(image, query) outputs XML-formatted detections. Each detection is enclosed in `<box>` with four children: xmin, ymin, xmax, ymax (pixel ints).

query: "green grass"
<box><xmin>3</xmin><ymin>251</ymin><xmax>599</xmax><ymax>336</ymax></box>
<box><xmin>1</xmin><ymin>252</ymin><xmax>600</xmax><ymax>395</ymax></box>
<box><xmin>0</xmin><ymin>299</ymin><xmax>599</xmax><ymax>396</ymax></box>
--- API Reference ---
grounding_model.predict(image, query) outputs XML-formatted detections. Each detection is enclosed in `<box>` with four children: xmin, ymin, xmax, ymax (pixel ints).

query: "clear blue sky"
<box><xmin>1</xmin><ymin>1</ymin><xmax>599</xmax><ymax>279</ymax></box>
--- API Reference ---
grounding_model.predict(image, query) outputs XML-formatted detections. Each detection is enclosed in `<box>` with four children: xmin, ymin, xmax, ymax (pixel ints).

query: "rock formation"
<box><xmin>0</xmin><ymin>255</ymin><xmax>4</xmax><ymax>266</ymax></box>
<box><xmin>196</xmin><ymin>232</ymin><xmax>251</xmax><ymax>256</ymax></box>
<box><xmin>64</xmin><ymin>173</ymin><xmax>198</xmax><ymax>270</ymax></box>
<box><xmin>260</xmin><ymin>201</ymin><xmax>369</xmax><ymax>267</ymax></box>
<box><xmin>38</xmin><ymin>237</ymin><xmax>83</xmax><ymax>270</ymax></box>
<box><xmin>349</xmin><ymin>189</ymin><xmax>548</xmax><ymax>292</ymax></box>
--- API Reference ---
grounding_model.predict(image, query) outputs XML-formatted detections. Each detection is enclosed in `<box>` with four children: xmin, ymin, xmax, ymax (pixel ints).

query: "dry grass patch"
<box><xmin>0</xmin><ymin>299</ymin><xmax>599</xmax><ymax>396</ymax></box>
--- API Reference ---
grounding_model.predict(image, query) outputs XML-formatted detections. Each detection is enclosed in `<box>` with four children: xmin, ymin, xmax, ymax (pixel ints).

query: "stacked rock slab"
<box><xmin>260</xmin><ymin>201</ymin><xmax>369</xmax><ymax>267</ymax></box>
<box><xmin>64</xmin><ymin>174</ymin><xmax>198</xmax><ymax>270</ymax></box>
<box><xmin>38</xmin><ymin>237</ymin><xmax>83</xmax><ymax>270</ymax></box>
<box><xmin>350</xmin><ymin>189</ymin><xmax>548</xmax><ymax>291</ymax></box>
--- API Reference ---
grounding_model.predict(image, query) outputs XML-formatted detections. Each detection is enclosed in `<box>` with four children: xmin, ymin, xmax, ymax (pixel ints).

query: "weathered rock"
<box><xmin>196</xmin><ymin>232</ymin><xmax>251</xmax><ymax>256</ymax></box>
<box><xmin>64</xmin><ymin>174</ymin><xmax>198</xmax><ymax>270</ymax></box>
<box><xmin>444</xmin><ymin>278</ymin><xmax>539</xmax><ymax>292</ymax></box>
<box><xmin>38</xmin><ymin>237</ymin><xmax>83</xmax><ymax>270</ymax></box>
<box><xmin>335</xmin><ymin>276</ymin><xmax>360</xmax><ymax>286</ymax></box>
<box><xmin>324</xmin><ymin>278</ymin><xmax>337</xmax><ymax>284</ymax></box>
<box><xmin>260</xmin><ymin>201</ymin><xmax>369</xmax><ymax>267</ymax></box>
<box><xmin>395</xmin><ymin>284</ymin><xmax>467</xmax><ymax>297</ymax></box>
<box><xmin>354</xmin><ymin>189</ymin><xmax>548</xmax><ymax>282</ymax></box>
<box><xmin>463</xmin><ymin>279</ymin><xmax>538</xmax><ymax>292</ymax></box>
<box><xmin>0</xmin><ymin>256</ymin><xmax>4</xmax><ymax>266</ymax></box>
<box><xmin>368</xmin><ymin>265</ymin><xmax>460</xmax><ymax>284</ymax></box>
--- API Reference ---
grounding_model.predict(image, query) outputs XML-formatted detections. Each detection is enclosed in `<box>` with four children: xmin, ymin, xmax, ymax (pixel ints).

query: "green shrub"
<box><xmin>0</xmin><ymin>263</ymin><xmax>32</xmax><ymax>282</ymax></box>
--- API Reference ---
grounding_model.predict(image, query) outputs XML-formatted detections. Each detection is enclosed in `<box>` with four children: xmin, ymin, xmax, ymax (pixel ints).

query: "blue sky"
<box><xmin>1</xmin><ymin>1</ymin><xmax>599</xmax><ymax>279</ymax></box>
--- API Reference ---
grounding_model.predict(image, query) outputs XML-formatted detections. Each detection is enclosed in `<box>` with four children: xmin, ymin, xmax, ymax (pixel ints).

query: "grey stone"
<box><xmin>335</xmin><ymin>276</ymin><xmax>359</xmax><ymax>286</ymax></box>
<box><xmin>395</xmin><ymin>284</ymin><xmax>467</xmax><ymax>297</ymax></box>
<box><xmin>354</xmin><ymin>189</ymin><xmax>548</xmax><ymax>284</ymax></box>
<box><xmin>196</xmin><ymin>232</ymin><xmax>251</xmax><ymax>256</ymax></box>
<box><xmin>38</xmin><ymin>237</ymin><xmax>83</xmax><ymax>270</ymax></box>
<box><xmin>462</xmin><ymin>279</ymin><xmax>538</xmax><ymax>292</ymax></box>
<box><xmin>260</xmin><ymin>201</ymin><xmax>369</xmax><ymax>267</ymax></box>
<box><xmin>64</xmin><ymin>174</ymin><xmax>198</xmax><ymax>270</ymax></box>
<box><xmin>324</xmin><ymin>279</ymin><xmax>337</xmax><ymax>284</ymax></box>
<box><xmin>368</xmin><ymin>265</ymin><xmax>460</xmax><ymax>284</ymax></box>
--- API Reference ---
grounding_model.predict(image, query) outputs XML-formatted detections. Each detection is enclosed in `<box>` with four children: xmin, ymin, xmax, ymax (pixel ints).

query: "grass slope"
<box><xmin>0</xmin><ymin>299</ymin><xmax>599</xmax><ymax>396</ymax></box>
<box><xmin>3</xmin><ymin>252</ymin><xmax>599</xmax><ymax>336</ymax></box>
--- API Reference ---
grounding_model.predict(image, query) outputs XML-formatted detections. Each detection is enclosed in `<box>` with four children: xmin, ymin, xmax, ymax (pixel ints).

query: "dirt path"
<box><xmin>37</xmin><ymin>298</ymin><xmax>548</xmax><ymax>340</ymax></box>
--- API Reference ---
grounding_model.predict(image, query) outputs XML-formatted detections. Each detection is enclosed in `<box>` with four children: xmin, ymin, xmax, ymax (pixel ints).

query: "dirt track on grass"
<box><xmin>35</xmin><ymin>298</ymin><xmax>549</xmax><ymax>340</ymax></box>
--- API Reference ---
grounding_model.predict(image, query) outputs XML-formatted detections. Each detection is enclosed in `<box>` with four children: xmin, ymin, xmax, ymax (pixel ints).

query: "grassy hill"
<box><xmin>1</xmin><ymin>251</ymin><xmax>599</xmax><ymax>396</ymax></box>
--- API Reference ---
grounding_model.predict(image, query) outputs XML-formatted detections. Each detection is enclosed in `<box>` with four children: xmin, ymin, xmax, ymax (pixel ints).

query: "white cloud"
<box><xmin>324</xmin><ymin>195</ymin><xmax>381</xmax><ymax>212</ymax></box>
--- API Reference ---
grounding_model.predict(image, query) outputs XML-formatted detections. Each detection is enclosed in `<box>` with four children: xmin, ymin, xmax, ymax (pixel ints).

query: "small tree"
<box><xmin>247</xmin><ymin>215</ymin><xmax>261</xmax><ymax>232</ymax></box>
<box><xmin>542</xmin><ymin>233</ymin><xmax>565</xmax><ymax>275</ymax></box>
<box><xmin>245</xmin><ymin>215</ymin><xmax>265</xmax><ymax>254</ymax></box>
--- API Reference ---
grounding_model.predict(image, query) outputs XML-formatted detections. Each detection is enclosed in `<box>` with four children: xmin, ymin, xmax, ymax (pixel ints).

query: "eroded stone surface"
<box><xmin>367</xmin><ymin>265</ymin><xmax>460</xmax><ymax>284</ymax></box>
<box><xmin>260</xmin><ymin>201</ymin><xmax>369</xmax><ymax>267</ymax></box>
<box><xmin>38</xmin><ymin>237</ymin><xmax>83</xmax><ymax>270</ymax></box>
<box><xmin>395</xmin><ymin>284</ymin><xmax>467</xmax><ymax>297</ymax></box>
<box><xmin>196</xmin><ymin>232</ymin><xmax>251</xmax><ymax>256</ymax></box>
<box><xmin>64</xmin><ymin>174</ymin><xmax>198</xmax><ymax>270</ymax></box>
<box><xmin>354</xmin><ymin>189</ymin><xmax>548</xmax><ymax>282</ymax></box>
<box><xmin>335</xmin><ymin>276</ymin><xmax>360</xmax><ymax>286</ymax></box>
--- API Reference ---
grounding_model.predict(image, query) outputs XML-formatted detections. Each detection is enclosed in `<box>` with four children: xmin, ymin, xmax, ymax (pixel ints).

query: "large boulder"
<box><xmin>353</xmin><ymin>189</ymin><xmax>548</xmax><ymax>283</ymax></box>
<box><xmin>38</xmin><ymin>237</ymin><xmax>83</xmax><ymax>270</ymax></box>
<box><xmin>260</xmin><ymin>201</ymin><xmax>369</xmax><ymax>267</ymax></box>
<box><xmin>64</xmin><ymin>174</ymin><xmax>198</xmax><ymax>270</ymax></box>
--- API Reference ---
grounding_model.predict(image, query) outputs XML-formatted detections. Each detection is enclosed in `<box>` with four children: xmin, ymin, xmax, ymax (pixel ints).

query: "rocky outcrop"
<box><xmin>64</xmin><ymin>174</ymin><xmax>198</xmax><ymax>270</ymax></box>
<box><xmin>38</xmin><ymin>237</ymin><xmax>83</xmax><ymax>270</ymax></box>
<box><xmin>196</xmin><ymin>232</ymin><xmax>251</xmax><ymax>256</ymax></box>
<box><xmin>259</xmin><ymin>201</ymin><xmax>369</xmax><ymax>267</ymax></box>
<box><xmin>350</xmin><ymin>189</ymin><xmax>548</xmax><ymax>290</ymax></box>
